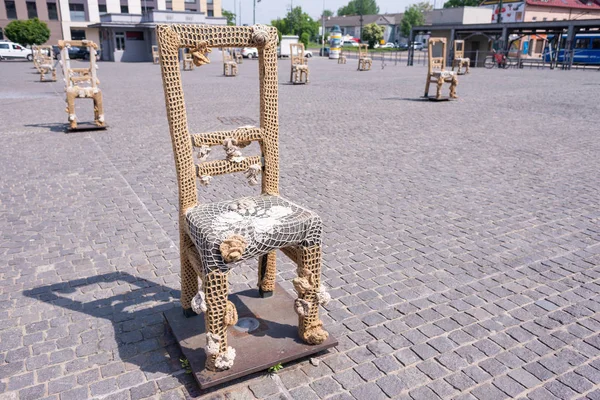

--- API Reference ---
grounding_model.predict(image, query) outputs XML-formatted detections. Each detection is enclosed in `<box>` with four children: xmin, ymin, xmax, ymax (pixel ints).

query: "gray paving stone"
<box><xmin>350</xmin><ymin>382</ymin><xmax>388</xmax><ymax>400</ymax></box>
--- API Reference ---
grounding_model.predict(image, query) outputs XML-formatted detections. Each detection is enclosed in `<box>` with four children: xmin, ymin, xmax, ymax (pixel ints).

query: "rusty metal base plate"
<box><xmin>65</xmin><ymin>123</ymin><xmax>107</xmax><ymax>133</ymax></box>
<box><xmin>164</xmin><ymin>283</ymin><xmax>338</xmax><ymax>390</ymax></box>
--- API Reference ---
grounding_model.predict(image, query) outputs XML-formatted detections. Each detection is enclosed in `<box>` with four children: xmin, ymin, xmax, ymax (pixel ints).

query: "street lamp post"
<box><xmin>253</xmin><ymin>0</ymin><xmax>261</xmax><ymax>25</ymax></box>
<box><xmin>321</xmin><ymin>0</ymin><xmax>325</xmax><ymax>56</ymax></box>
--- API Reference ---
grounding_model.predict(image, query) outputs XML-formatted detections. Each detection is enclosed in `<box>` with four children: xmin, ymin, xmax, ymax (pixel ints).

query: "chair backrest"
<box><xmin>156</xmin><ymin>24</ymin><xmax>280</xmax><ymax>217</ymax></box>
<box><xmin>454</xmin><ymin>40</ymin><xmax>465</xmax><ymax>59</ymax></box>
<box><xmin>290</xmin><ymin>43</ymin><xmax>305</xmax><ymax>66</ymax></box>
<box><xmin>58</xmin><ymin>40</ymin><xmax>99</xmax><ymax>88</ymax></box>
<box><xmin>358</xmin><ymin>43</ymin><xmax>368</xmax><ymax>59</ymax></box>
<box><xmin>428</xmin><ymin>37</ymin><xmax>447</xmax><ymax>73</ymax></box>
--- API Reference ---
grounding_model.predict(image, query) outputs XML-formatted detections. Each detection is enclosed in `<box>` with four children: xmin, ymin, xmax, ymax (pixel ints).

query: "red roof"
<box><xmin>526</xmin><ymin>0</ymin><xmax>600</xmax><ymax>10</ymax></box>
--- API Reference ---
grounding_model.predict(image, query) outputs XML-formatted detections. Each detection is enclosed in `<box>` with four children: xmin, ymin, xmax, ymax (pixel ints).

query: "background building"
<box><xmin>0</xmin><ymin>0</ymin><xmax>223</xmax><ymax>46</ymax></box>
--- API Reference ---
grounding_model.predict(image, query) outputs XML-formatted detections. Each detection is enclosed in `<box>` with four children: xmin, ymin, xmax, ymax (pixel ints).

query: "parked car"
<box><xmin>380</xmin><ymin>43</ymin><xmax>396</xmax><ymax>48</ymax></box>
<box><xmin>66</xmin><ymin>46</ymin><xmax>101</xmax><ymax>61</ymax></box>
<box><xmin>398</xmin><ymin>43</ymin><xmax>409</xmax><ymax>50</ymax></box>
<box><xmin>304</xmin><ymin>49</ymin><xmax>313</xmax><ymax>58</ymax></box>
<box><xmin>241</xmin><ymin>47</ymin><xmax>258</xmax><ymax>58</ymax></box>
<box><xmin>342</xmin><ymin>40</ymin><xmax>359</xmax><ymax>47</ymax></box>
<box><xmin>0</xmin><ymin>41</ymin><xmax>33</xmax><ymax>61</ymax></box>
<box><xmin>411</xmin><ymin>42</ymin><xmax>425</xmax><ymax>51</ymax></box>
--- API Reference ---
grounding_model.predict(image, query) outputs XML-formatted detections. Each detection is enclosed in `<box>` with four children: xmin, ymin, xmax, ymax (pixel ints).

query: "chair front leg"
<box><xmin>181</xmin><ymin>236</ymin><xmax>199</xmax><ymax>317</ymax></box>
<box><xmin>293</xmin><ymin>245</ymin><xmax>329</xmax><ymax>345</ymax></box>
<box><xmin>436</xmin><ymin>76</ymin><xmax>444</xmax><ymax>99</ymax></box>
<box><xmin>203</xmin><ymin>269</ymin><xmax>237</xmax><ymax>371</ymax></box>
<box><xmin>258</xmin><ymin>251</ymin><xmax>276</xmax><ymax>297</ymax></box>
<box><xmin>450</xmin><ymin>76</ymin><xmax>458</xmax><ymax>99</ymax></box>
<box><xmin>66</xmin><ymin>90</ymin><xmax>77</xmax><ymax>129</ymax></box>
<box><xmin>424</xmin><ymin>75</ymin><xmax>431</xmax><ymax>98</ymax></box>
<box><xmin>93</xmin><ymin>91</ymin><xmax>105</xmax><ymax>127</ymax></box>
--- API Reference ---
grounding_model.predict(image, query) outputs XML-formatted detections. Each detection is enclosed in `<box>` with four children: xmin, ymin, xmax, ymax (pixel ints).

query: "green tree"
<box><xmin>322</xmin><ymin>9</ymin><xmax>334</xmax><ymax>17</ymax></box>
<box><xmin>4</xmin><ymin>18</ymin><xmax>50</xmax><ymax>46</ymax></box>
<box><xmin>400</xmin><ymin>4</ymin><xmax>426</xmax><ymax>38</ymax></box>
<box><xmin>270</xmin><ymin>7</ymin><xmax>319</xmax><ymax>41</ymax></box>
<box><xmin>443</xmin><ymin>0</ymin><xmax>480</xmax><ymax>7</ymax></box>
<box><xmin>337</xmin><ymin>0</ymin><xmax>380</xmax><ymax>16</ymax></box>
<box><xmin>222</xmin><ymin>9</ymin><xmax>236</xmax><ymax>25</ymax></box>
<box><xmin>300</xmin><ymin>32</ymin><xmax>309</xmax><ymax>47</ymax></box>
<box><xmin>362</xmin><ymin>22</ymin><xmax>384</xmax><ymax>48</ymax></box>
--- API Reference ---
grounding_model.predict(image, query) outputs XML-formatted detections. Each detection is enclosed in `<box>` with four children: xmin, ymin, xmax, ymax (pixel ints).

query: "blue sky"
<box><xmin>221</xmin><ymin>0</ymin><xmax>436</xmax><ymax>25</ymax></box>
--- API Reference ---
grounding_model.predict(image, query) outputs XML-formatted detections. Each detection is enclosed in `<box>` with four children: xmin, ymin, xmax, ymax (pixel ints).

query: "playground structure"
<box><xmin>424</xmin><ymin>37</ymin><xmax>458</xmax><ymax>101</ymax></box>
<box><xmin>357</xmin><ymin>44</ymin><xmax>372</xmax><ymax>71</ymax></box>
<box><xmin>290</xmin><ymin>43</ymin><xmax>309</xmax><ymax>84</ymax></box>
<box><xmin>452</xmin><ymin>40</ymin><xmax>470</xmax><ymax>75</ymax></box>
<box><xmin>58</xmin><ymin>40</ymin><xmax>105</xmax><ymax>130</ymax></box>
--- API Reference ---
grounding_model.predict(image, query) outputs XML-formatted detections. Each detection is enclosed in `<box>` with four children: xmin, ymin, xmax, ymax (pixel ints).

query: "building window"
<box><xmin>185</xmin><ymin>0</ymin><xmax>195</xmax><ymax>3</ymax></box>
<box><xmin>120</xmin><ymin>5</ymin><xmax>128</xmax><ymax>13</ymax></box>
<box><xmin>126</xmin><ymin>31</ymin><xmax>143</xmax><ymax>40</ymax></box>
<box><xmin>207</xmin><ymin>0</ymin><xmax>213</xmax><ymax>3</ymax></box>
<box><xmin>531</xmin><ymin>16</ymin><xmax>537</xmax><ymax>21</ymax></box>
<box><xmin>575</xmin><ymin>38</ymin><xmax>590</xmax><ymax>49</ymax></box>
<box><xmin>70</xmin><ymin>29</ymin><xmax>86</xmax><ymax>40</ymax></box>
<box><xmin>207</xmin><ymin>9</ymin><xmax>213</xmax><ymax>16</ymax></box>
<box><xmin>593</xmin><ymin>38</ymin><xmax>600</xmax><ymax>50</ymax></box>
<box><xmin>189</xmin><ymin>8</ymin><xmax>196</xmax><ymax>11</ymax></box>
<box><xmin>116</xmin><ymin>32</ymin><xmax>125</xmax><ymax>50</ymax></box>
<box><xmin>26</xmin><ymin>2</ymin><xmax>38</xmax><ymax>18</ymax></box>
<box><xmin>5</xmin><ymin>1</ymin><xmax>17</xmax><ymax>19</ymax></box>
<box><xmin>69</xmin><ymin>3</ymin><xmax>86</xmax><ymax>21</ymax></box>
<box><xmin>142</xmin><ymin>5</ymin><xmax>153</xmax><ymax>13</ymax></box>
<box><xmin>47</xmin><ymin>2</ymin><xmax>58</xmax><ymax>19</ymax></box>
<box><xmin>98</xmin><ymin>4</ymin><xmax>106</xmax><ymax>14</ymax></box>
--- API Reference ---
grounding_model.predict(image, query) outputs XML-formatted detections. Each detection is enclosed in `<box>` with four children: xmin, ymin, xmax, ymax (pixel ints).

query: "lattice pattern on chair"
<box><xmin>58</xmin><ymin>40</ymin><xmax>105</xmax><ymax>129</ymax></box>
<box><xmin>152</xmin><ymin>45</ymin><xmax>160</xmax><ymax>64</ymax></box>
<box><xmin>222</xmin><ymin>48</ymin><xmax>238</xmax><ymax>77</ymax></box>
<box><xmin>290</xmin><ymin>43</ymin><xmax>309</xmax><ymax>84</ymax></box>
<box><xmin>338</xmin><ymin>49</ymin><xmax>347</xmax><ymax>64</ymax></box>
<box><xmin>452</xmin><ymin>40</ymin><xmax>470</xmax><ymax>75</ymax></box>
<box><xmin>33</xmin><ymin>45</ymin><xmax>57</xmax><ymax>82</ymax></box>
<box><xmin>357</xmin><ymin>44</ymin><xmax>372</xmax><ymax>71</ymax></box>
<box><xmin>424</xmin><ymin>38</ymin><xmax>458</xmax><ymax>100</ymax></box>
<box><xmin>156</xmin><ymin>23</ymin><xmax>330</xmax><ymax>372</ymax></box>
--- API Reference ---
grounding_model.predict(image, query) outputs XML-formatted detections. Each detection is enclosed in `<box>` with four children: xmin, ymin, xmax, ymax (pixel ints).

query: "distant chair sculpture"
<box><xmin>183</xmin><ymin>49</ymin><xmax>195</xmax><ymax>70</ymax></box>
<box><xmin>58</xmin><ymin>40</ymin><xmax>105</xmax><ymax>129</ymax></box>
<box><xmin>222</xmin><ymin>48</ymin><xmax>238</xmax><ymax>77</ymax></box>
<box><xmin>424</xmin><ymin>38</ymin><xmax>458</xmax><ymax>100</ymax></box>
<box><xmin>290</xmin><ymin>43</ymin><xmax>309</xmax><ymax>84</ymax></box>
<box><xmin>357</xmin><ymin>44</ymin><xmax>372</xmax><ymax>71</ymax></box>
<box><xmin>233</xmin><ymin>48</ymin><xmax>243</xmax><ymax>64</ymax></box>
<box><xmin>338</xmin><ymin>49</ymin><xmax>347</xmax><ymax>64</ymax></box>
<box><xmin>156</xmin><ymin>23</ymin><xmax>331</xmax><ymax>372</ymax></box>
<box><xmin>452</xmin><ymin>40</ymin><xmax>470</xmax><ymax>75</ymax></box>
<box><xmin>152</xmin><ymin>45</ymin><xmax>160</xmax><ymax>64</ymax></box>
<box><xmin>33</xmin><ymin>45</ymin><xmax>56</xmax><ymax>82</ymax></box>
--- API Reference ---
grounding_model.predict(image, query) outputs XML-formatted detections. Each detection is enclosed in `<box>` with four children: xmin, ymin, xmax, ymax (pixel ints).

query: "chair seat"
<box><xmin>455</xmin><ymin>57</ymin><xmax>470</xmax><ymax>62</ymax></box>
<box><xmin>431</xmin><ymin>70</ymin><xmax>456</xmax><ymax>79</ymax></box>
<box><xmin>185</xmin><ymin>195</ymin><xmax>322</xmax><ymax>272</ymax></box>
<box><xmin>293</xmin><ymin>64</ymin><xmax>309</xmax><ymax>70</ymax></box>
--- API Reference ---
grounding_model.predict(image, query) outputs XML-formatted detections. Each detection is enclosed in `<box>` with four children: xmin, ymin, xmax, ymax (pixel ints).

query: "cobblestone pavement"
<box><xmin>1</xmin><ymin>56</ymin><xmax>600</xmax><ymax>400</ymax></box>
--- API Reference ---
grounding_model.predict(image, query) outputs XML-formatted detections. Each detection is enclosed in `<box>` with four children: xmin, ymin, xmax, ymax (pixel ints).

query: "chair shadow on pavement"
<box><xmin>24</xmin><ymin>123</ymin><xmax>68</xmax><ymax>132</ymax></box>
<box><xmin>22</xmin><ymin>271</ymin><xmax>211</xmax><ymax>397</ymax></box>
<box><xmin>23</xmin><ymin>271</ymin><xmax>301</xmax><ymax>398</ymax></box>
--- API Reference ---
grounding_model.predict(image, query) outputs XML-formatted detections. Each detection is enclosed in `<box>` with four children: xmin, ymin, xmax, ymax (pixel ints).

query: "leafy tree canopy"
<box><xmin>337</xmin><ymin>0</ymin><xmax>379</xmax><ymax>16</ymax></box>
<box><xmin>270</xmin><ymin>6</ymin><xmax>319</xmax><ymax>40</ymax></box>
<box><xmin>400</xmin><ymin>3</ymin><xmax>427</xmax><ymax>37</ymax></box>
<box><xmin>443</xmin><ymin>0</ymin><xmax>480</xmax><ymax>7</ymax></box>
<box><xmin>4</xmin><ymin>18</ymin><xmax>50</xmax><ymax>46</ymax></box>
<box><xmin>362</xmin><ymin>22</ymin><xmax>384</xmax><ymax>48</ymax></box>
<box><xmin>322</xmin><ymin>9</ymin><xmax>334</xmax><ymax>17</ymax></box>
<box><xmin>222</xmin><ymin>9</ymin><xmax>236</xmax><ymax>25</ymax></box>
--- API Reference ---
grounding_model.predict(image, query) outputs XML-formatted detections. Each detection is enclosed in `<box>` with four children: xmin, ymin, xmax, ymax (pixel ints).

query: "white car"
<box><xmin>241</xmin><ymin>47</ymin><xmax>258</xmax><ymax>58</ymax></box>
<box><xmin>380</xmin><ymin>43</ymin><xmax>396</xmax><ymax>48</ymax></box>
<box><xmin>411</xmin><ymin>42</ymin><xmax>425</xmax><ymax>51</ymax></box>
<box><xmin>0</xmin><ymin>41</ymin><xmax>33</xmax><ymax>61</ymax></box>
<box><xmin>343</xmin><ymin>40</ymin><xmax>359</xmax><ymax>47</ymax></box>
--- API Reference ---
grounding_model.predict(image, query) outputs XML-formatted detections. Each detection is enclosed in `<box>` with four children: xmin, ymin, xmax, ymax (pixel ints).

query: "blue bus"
<box><xmin>543</xmin><ymin>33</ymin><xmax>600</xmax><ymax>65</ymax></box>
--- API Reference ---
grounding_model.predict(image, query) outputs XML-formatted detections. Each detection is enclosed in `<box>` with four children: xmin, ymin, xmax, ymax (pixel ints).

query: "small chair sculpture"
<box><xmin>452</xmin><ymin>40</ymin><xmax>470</xmax><ymax>75</ymax></box>
<box><xmin>156</xmin><ymin>23</ymin><xmax>330</xmax><ymax>372</ymax></box>
<box><xmin>152</xmin><ymin>45</ymin><xmax>160</xmax><ymax>64</ymax></box>
<box><xmin>233</xmin><ymin>48</ymin><xmax>243</xmax><ymax>64</ymax></box>
<box><xmin>338</xmin><ymin>49</ymin><xmax>347</xmax><ymax>64</ymax></box>
<box><xmin>33</xmin><ymin>45</ymin><xmax>56</xmax><ymax>82</ymax></box>
<box><xmin>183</xmin><ymin>49</ymin><xmax>195</xmax><ymax>70</ymax></box>
<box><xmin>424</xmin><ymin>38</ymin><xmax>458</xmax><ymax>100</ymax></box>
<box><xmin>290</xmin><ymin>43</ymin><xmax>309</xmax><ymax>84</ymax></box>
<box><xmin>222</xmin><ymin>48</ymin><xmax>238</xmax><ymax>77</ymax></box>
<box><xmin>357</xmin><ymin>44</ymin><xmax>372</xmax><ymax>71</ymax></box>
<box><xmin>58</xmin><ymin>40</ymin><xmax>105</xmax><ymax>129</ymax></box>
